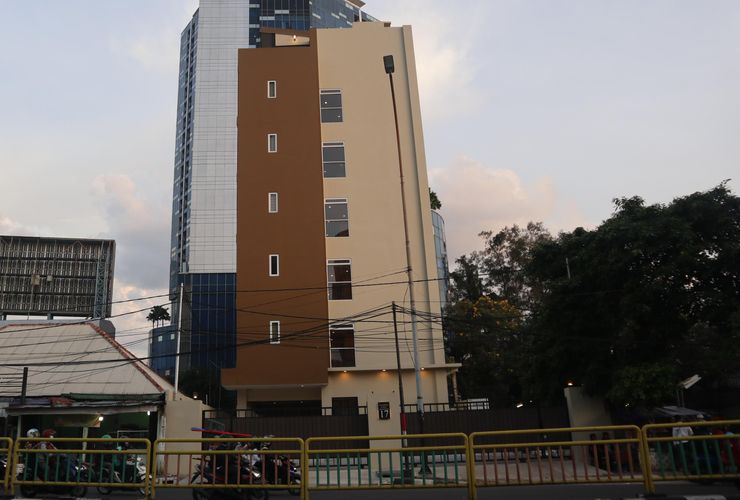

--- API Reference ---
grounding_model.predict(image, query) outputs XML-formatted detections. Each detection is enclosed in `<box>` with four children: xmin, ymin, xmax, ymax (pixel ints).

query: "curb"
<box><xmin>623</xmin><ymin>496</ymin><xmax>740</xmax><ymax>500</ymax></box>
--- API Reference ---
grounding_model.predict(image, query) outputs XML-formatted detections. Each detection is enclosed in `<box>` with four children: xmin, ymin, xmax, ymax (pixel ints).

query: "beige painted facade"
<box><xmin>316</xmin><ymin>22</ymin><xmax>453</xmax><ymax>438</ymax></box>
<box><xmin>230</xmin><ymin>23</ymin><xmax>458</xmax><ymax>438</ymax></box>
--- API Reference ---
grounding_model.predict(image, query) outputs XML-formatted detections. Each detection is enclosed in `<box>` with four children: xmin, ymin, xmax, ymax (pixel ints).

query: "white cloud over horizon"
<box><xmin>370</xmin><ymin>0</ymin><xmax>490</xmax><ymax>121</ymax></box>
<box><xmin>430</xmin><ymin>157</ymin><xmax>592</xmax><ymax>261</ymax></box>
<box><xmin>91</xmin><ymin>174</ymin><xmax>171</xmax><ymax>291</ymax></box>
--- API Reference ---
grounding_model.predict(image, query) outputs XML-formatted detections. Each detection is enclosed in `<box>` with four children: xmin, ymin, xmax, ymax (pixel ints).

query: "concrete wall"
<box><xmin>161</xmin><ymin>396</ymin><xmax>212</xmax><ymax>476</ymax></box>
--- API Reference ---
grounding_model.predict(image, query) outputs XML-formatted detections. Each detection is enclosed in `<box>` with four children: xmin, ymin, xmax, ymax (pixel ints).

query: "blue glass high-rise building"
<box><xmin>162</xmin><ymin>0</ymin><xmax>377</xmax><ymax>380</ymax></box>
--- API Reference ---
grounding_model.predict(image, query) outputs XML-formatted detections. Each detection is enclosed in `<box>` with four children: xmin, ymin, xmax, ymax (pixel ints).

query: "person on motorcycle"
<box><xmin>40</xmin><ymin>429</ymin><xmax>57</xmax><ymax>450</ymax></box>
<box><xmin>23</xmin><ymin>429</ymin><xmax>42</xmax><ymax>479</ymax></box>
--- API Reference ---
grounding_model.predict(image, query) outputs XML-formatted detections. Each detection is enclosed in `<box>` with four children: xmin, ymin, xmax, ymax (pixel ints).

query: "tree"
<box><xmin>179</xmin><ymin>366</ymin><xmax>235</xmax><ymax>409</ymax></box>
<box><xmin>446</xmin><ymin>296</ymin><xmax>524</xmax><ymax>406</ymax></box>
<box><xmin>429</xmin><ymin>188</ymin><xmax>442</xmax><ymax>210</ymax></box>
<box><xmin>146</xmin><ymin>305</ymin><xmax>171</xmax><ymax>328</ymax></box>
<box><xmin>525</xmin><ymin>183</ymin><xmax>740</xmax><ymax>407</ymax></box>
<box><xmin>445</xmin><ymin>183</ymin><xmax>740</xmax><ymax>410</ymax></box>
<box><xmin>477</xmin><ymin>222</ymin><xmax>552</xmax><ymax>310</ymax></box>
<box><xmin>445</xmin><ymin>223</ymin><xmax>551</xmax><ymax>405</ymax></box>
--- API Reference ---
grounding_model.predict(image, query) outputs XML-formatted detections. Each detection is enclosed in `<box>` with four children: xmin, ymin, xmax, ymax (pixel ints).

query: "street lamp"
<box><xmin>384</xmin><ymin>54</ymin><xmax>428</xmax><ymax>476</ymax></box>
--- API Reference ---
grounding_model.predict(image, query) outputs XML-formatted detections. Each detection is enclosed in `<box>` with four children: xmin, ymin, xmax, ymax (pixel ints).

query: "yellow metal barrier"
<box><xmin>305</xmin><ymin>433</ymin><xmax>471</xmax><ymax>499</ymax></box>
<box><xmin>642</xmin><ymin>419</ymin><xmax>740</xmax><ymax>494</ymax></box>
<box><xmin>469</xmin><ymin>425</ymin><xmax>645</xmax><ymax>499</ymax></box>
<box><xmin>1</xmin><ymin>437</ymin><xmax>11</xmax><ymax>494</ymax></box>
<box><xmin>11</xmin><ymin>437</ymin><xmax>151</xmax><ymax>497</ymax></box>
<box><xmin>152</xmin><ymin>437</ymin><xmax>304</xmax><ymax>499</ymax></box>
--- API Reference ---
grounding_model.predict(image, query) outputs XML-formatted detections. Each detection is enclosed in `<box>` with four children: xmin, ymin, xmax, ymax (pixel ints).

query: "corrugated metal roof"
<box><xmin>0</xmin><ymin>322</ymin><xmax>173</xmax><ymax>397</ymax></box>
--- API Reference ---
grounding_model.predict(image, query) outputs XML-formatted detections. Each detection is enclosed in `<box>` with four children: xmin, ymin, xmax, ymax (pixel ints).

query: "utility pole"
<box><xmin>20</xmin><ymin>366</ymin><xmax>28</xmax><ymax>405</ymax></box>
<box><xmin>174</xmin><ymin>282</ymin><xmax>184</xmax><ymax>397</ymax></box>
<box><xmin>392</xmin><ymin>302</ymin><xmax>413</xmax><ymax>480</ymax></box>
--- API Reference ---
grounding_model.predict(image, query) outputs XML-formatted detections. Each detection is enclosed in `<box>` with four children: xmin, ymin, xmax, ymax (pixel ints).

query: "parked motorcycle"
<box><xmin>190</xmin><ymin>450</ymin><xmax>268</xmax><ymax>500</ymax></box>
<box><xmin>255</xmin><ymin>453</ymin><xmax>301</xmax><ymax>496</ymax></box>
<box><xmin>18</xmin><ymin>453</ymin><xmax>89</xmax><ymax>498</ymax></box>
<box><xmin>96</xmin><ymin>455</ymin><xmax>148</xmax><ymax>495</ymax></box>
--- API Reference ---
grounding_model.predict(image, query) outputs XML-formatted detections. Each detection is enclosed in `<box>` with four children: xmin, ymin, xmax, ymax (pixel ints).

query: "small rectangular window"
<box><xmin>158</xmin><ymin>336</ymin><xmax>163</xmax><ymax>342</ymax></box>
<box><xmin>268</xmin><ymin>192</ymin><xmax>278</xmax><ymax>213</ymax></box>
<box><xmin>320</xmin><ymin>89</ymin><xmax>343</xmax><ymax>123</ymax></box>
<box><xmin>322</xmin><ymin>142</ymin><xmax>346</xmax><ymax>178</ymax></box>
<box><xmin>327</xmin><ymin>259</ymin><xmax>352</xmax><ymax>300</ymax></box>
<box><xmin>325</xmin><ymin>198</ymin><xmax>349</xmax><ymax>237</ymax></box>
<box><xmin>268</xmin><ymin>133</ymin><xmax>277</xmax><ymax>153</ymax></box>
<box><xmin>269</xmin><ymin>254</ymin><xmax>279</xmax><ymax>276</ymax></box>
<box><xmin>170</xmin><ymin>333</ymin><xmax>175</xmax><ymax>340</ymax></box>
<box><xmin>330</xmin><ymin>323</ymin><xmax>356</xmax><ymax>367</ymax></box>
<box><xmin>270</xmin><ymin>320</ymin><xmax>280</xmax><ymax>344</ymax></box>
<box><xmin>267</xmin><ymin>80</ymin><xmax>277</xmax><ymax>98</ymax></box>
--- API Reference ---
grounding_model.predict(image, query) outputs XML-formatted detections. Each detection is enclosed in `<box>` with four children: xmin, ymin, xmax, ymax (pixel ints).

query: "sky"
<box><xmin>1</xmin><ymin>1</ymin><xmax>738</xmax><ymax>355</ymax></box>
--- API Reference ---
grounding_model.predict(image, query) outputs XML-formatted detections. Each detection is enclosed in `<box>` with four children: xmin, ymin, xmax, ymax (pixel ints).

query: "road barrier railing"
<box><xmin>6</xmin><ymin>421</ymin><xmax>739</xmax><ymax>499</ymax></box>
<box><xmin>1</xmin><ymin>437</ymin><xmax>11</xmax><ymax>494</ymax></box>
<box><xmin>305</xmin><ymin>433</ymin><xmax>471</xmax><ymax>499</ymax></box>
<box><xmin>469</xmin><ymin>425</ymin><xmax>646</xmax><ymax>499</ymax></box>
<box><xmin>11</xmin><ymin>437</ymin><xmax>151</xmax><ymax>496</ymax></box>
<box><xmin>642</xmin><ymin>419</ymin><xmax>740</xmax><ymax>494</ymax></box>
<box><xmin>151</xmin><ymin>437</ymin><xmax>303</xmax><ymax>499</ymax></box>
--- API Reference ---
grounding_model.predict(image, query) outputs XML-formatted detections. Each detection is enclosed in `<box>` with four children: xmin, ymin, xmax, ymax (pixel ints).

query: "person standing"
<box><xmin>672</xmin><ymin>417</ymin><xmax>694</xmax><ymax>473</ymax></box>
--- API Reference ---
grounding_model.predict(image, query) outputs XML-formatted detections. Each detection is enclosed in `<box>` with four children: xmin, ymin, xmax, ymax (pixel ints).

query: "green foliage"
<box><xmin>429</xmin><ymin>189</ymin><xmax>442</xmax><ymax>210</ymax></box>
<box><xmin>607</xmin><ymin>362</ymin><xmax>677</xmax><ymax>409</ymax></box>
<box><xmin>179</xmin><ymin>367</ymin><xmax>234</xmax><ymax>408</ymax></box>
<box><xmin>446</xmin><ymin>223</ymin><xmax>551</xmax><ymax>406</ymax></box>
<box><xmin>446</xmin><ymin>297</ymin><xmax>523</xmax><ymax>406</ymax></box>
<box><xmin>146</xmin><ymin>305</ymin><xmax>171</xmax><ymax>327</ymax></box>
<box><xmin>446</xmin><ymin>183</ymin><xmax>740</xmax><ymax>410</ymax></box>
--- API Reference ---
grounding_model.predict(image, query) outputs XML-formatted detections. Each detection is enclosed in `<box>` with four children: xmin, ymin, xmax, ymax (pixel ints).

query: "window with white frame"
<box><xmin>320</xmin><ymin>89</ymin><xmax>343</xmax><ymax>123</ymax></box>
<box><xmin>268</xmin><ymin>192</ymin><xmax>279</xmax><ymax>213</ymax></box>
<box><xmin>267</xmin><ymin>80</ymin><xmax>277</xmax><ymax>98</ymax></box>
<box><xmin>322</xmin><ymin>142</ymin><xmax>346</xmax><ymax>178</ymax></box>
<box><xmin>269</xmin><ymin>254</ymin><xmax>279</xmax><ymax>276</ymax></box>
<box><xmin>325</xmin><ymin>198</ymin><xmax>349</xmax><ymax>237</ymax></box>
<box><xmin>330</xmin><ymin>323</ymin><xmax>355</xmax><ymax>367</ymax></box>
<box><xmin>327</xmin><ymin>259</ymin><xmax>352</xmax><ymax>300</ymax></box>
<box><xmin>268</xmin><ymin>133</ymin><xmax>277</xmax><ymax>153</ymax></box>
<box><xmin>269</xmin><ymin>320</ymin><xmax>280</xmax><ymax>344</ymax></box>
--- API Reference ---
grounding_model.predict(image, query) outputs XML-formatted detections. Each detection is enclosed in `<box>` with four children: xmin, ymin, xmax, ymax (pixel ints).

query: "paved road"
<box><xmin>13</xmin><ymin>480</ymin><xmax>734</xmax><ymax>499</ymax></box>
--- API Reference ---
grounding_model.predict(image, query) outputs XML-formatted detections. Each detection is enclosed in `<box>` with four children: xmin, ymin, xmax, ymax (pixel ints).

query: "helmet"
<box><xmin>27</xmin><ymin>428</ymin><xmax>40</xmax><ymax>438</ymax></box>
<box><xmin>101</xmin><ymin>434</ymin><xmax>112</xmax><ymax>439</ymax></box>
<box><xmin>42</xmin><ymin>429</ymin><xmax>56</xmax><ymax>438</ymax></box>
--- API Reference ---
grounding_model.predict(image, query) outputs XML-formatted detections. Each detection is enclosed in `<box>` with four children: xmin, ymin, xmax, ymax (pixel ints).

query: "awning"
<box><xmin>653</xmin><ymin>405</ymin><xmax>706</xmax><ymax>418</ymax></box>
<box><xmin>5</xmin><ymin>398</ymin><xmax>163</xmax><ymax>416</ymax></box>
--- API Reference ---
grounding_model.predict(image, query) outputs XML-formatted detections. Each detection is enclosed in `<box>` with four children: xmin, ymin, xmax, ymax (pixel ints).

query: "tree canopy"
<box><xmin>446</xmin><ymin>183</ymin><xmax>740</xmax><ymax>410</ymax></box>
<box><xmin>146</xmin><ymin>305</ymin><xmax>171</xmax><ymax>328</ymax></box>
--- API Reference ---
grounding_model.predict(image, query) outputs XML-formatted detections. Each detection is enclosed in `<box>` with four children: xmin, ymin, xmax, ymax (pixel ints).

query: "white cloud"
<box><xmin>109</xmin><ymin>30</ymin><xmax>181</xmax><ymax>74</ymax></box>
<box><xmin>370</xmin><ymin>0</ymin><xmax>489</xmax><ymax>120</ymax></box>
<box><xmin>91</xmin><ymin>174</ymin><xmax>171</xmax><ymax>291</ymax></box>
<box><xmin>111</xmin><ymin>281</ymin><xmax>171</xmax><ymax>359</ymax></box>
<box><xmin>430</xmin><ymin>157</ymin><xmax>591</xmax><ymax>261</ymax></box>
<box><xmin>108</xmin><ymin>0</ymin><xmax>198</xmax><ymax>75</ymax></box>
<box><xmin>0</xmin><ymin>214</ymin><xmax>56</xmax><ymax>238</ymax></box>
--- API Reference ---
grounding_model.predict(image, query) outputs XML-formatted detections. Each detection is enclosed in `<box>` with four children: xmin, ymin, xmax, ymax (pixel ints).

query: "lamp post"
<box><xmin>384</xmin><ymin>55</ymin><xmax>427</xmax><ymax>470</ymax></box>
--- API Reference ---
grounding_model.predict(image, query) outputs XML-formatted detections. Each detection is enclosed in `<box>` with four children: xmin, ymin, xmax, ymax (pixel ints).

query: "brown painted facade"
<box><xmin>222</xmin><ymin>31</ymin><xmax>329</xmax><ymax>388</ymax></box>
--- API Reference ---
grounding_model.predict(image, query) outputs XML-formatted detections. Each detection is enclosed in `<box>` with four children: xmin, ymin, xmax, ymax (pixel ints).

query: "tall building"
<box><xmin>221</xmin><ymin>22</ymin><xmax>459</xmax><ymax>437</ymax></box>
<box><xmin>167</xmin><ymin>0</ymin><xmax>377</xmax><ymax>375</ymax></box>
